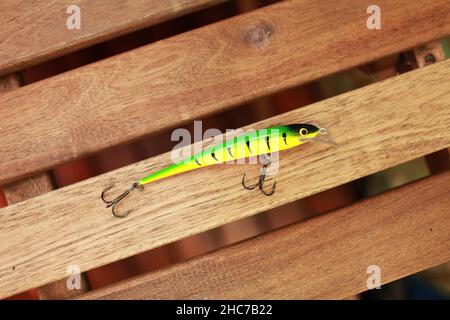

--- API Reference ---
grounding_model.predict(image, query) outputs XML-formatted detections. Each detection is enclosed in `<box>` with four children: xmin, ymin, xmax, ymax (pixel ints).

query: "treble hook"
<box><xmin>101</xmin><ymin>182</ymin><xmax>142</xmax><ymax>218</ymax></box>
<box><xmin>242</xmin><ymin>154</ymin><xmax>276</xmax><ymax>196</ymax></box>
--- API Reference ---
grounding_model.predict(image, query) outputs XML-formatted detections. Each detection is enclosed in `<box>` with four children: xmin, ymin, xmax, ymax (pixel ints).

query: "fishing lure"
<box><xmin>101</xmin><ymin>123</ymin><xmax>335</xmax><ymax>218</ymax></box>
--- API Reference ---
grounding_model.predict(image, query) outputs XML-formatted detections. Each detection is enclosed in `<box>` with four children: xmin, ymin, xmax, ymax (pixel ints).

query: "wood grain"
<box><xmin>3</xmin><ymin>173</ymin><xmax>53</xmax><ymax>205</ymax></box>
<box><xmin>0</xmin><ymin>75</ymin><xmax>90</xmax><ymax>299</ymax></box>
<box><xmin>3</xmin><ymin>173</ymin><xmax>91</xmax><ymax>299</ymax></box>
<box><xmin>1</xmin><ymin>0</ymin><xmax>450</xmax><ymax>185</ymax></box>
<box><xmin>0</xmin><ymin>73</ymin><xmax>21</xmax><ymax>90</ymax></box>
<box><xmin>80</xmin><ymin>171</ymin><xmax>450</xmax><ymax>299</ymax></box>
<box><xmin>0</xmin><ymin>0</ymin><xmax>226</xmax><ymax>76</ymax></box>
<box><xmin>0</xmin><ymin>60</ymin><xmax>449</xmax><ymax>298</ymax></box>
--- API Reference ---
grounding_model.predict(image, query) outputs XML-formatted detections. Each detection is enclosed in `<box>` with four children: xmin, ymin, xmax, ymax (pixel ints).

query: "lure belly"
<box><xmin>102</xmin><ymin>123</ymin><xmax>334</xmax><ymax>217</ymax></box>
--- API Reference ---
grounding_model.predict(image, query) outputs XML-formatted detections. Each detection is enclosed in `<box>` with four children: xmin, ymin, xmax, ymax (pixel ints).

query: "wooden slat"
<box><xmin>3</xmin><ymin>173</ymin><xmax>53</xmax><ymax>205</ymax></box>
<box><xmin>1</xmin><ymin>0</ymin><xmax>450</xmax><ymax>185</ymax></box>
<box><xmin>0</xmin><ymin>0</ymin><xmax>226</xmax><ymax>76</ymax></box>
<box><xmin>0</xmin><ymin>59</ymin><xmax>449</xmax><ymax>298</ymax></box>
<box><xmin>4</xmin><ymin>174</ymin><xmax>92</xmax><ymax>299</ymax></box>
<box><xmin>0</xmin><ymin>73</ymin><xmax>21</xmax><ymax>91</ymax></box>
<box><xmin>80</xmin><ymin>171</ymin><xmax>450</xmax><ymax>299</ymax></box>
<box><xmin>3</xmin><ymin>174</ymin><xmax>92</xmax><ymax>299</ymax></box>
<box><xmin>0</xmin><ymin>74</ymin><xmax>90</xmax><ymax>299</ymax></box>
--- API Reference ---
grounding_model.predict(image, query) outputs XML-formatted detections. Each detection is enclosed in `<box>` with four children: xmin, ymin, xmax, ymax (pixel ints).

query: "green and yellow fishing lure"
<box><xmin>102</xmin><ymin>123</ymin><xmax>334</xmax><ymax>217</ymax></box>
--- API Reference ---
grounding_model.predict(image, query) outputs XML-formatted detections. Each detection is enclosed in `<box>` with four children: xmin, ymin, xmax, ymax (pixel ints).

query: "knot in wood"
<box><xmin>243</xmin><ymin>21</ymin><xmax>273</xmax><ymax>49</ymax></box>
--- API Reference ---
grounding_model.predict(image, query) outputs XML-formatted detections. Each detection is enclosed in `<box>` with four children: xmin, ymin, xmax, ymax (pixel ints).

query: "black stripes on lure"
<box><xmin>227</xmin><ymin>147</ymin><xmax>234</xmax><ymax>157</ymax></box>
<box><xmin>282</xmin><ymin>132</ymin><xmax>288</xmax><ymax>145</ymax></box>
<box><xmin>265</xmin><ymin>135</ymin><xmax>271</xmax><ymax>150</ymax></box>
<box><xmin>245</xmin><ymin>137</ymin><xmax>252</xmax><ymax>153</ymax></box>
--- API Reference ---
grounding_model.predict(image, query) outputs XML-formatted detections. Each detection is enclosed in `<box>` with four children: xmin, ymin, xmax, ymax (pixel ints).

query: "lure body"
<box><xmin>138</xmin><ymin>124</ymin><xmax>319</xmax><ymax>186</ymax></box>
<box><xmin>101</xmin><ymin>123</ymin><xmax>332</xmax><ymax>217</ymax></box>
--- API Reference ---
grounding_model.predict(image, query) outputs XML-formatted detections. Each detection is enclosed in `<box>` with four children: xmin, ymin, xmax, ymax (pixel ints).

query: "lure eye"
<box><xmin>299</xmin><ymin>128</ymin><xmax>308</xmax><ymax>136</ymax></box>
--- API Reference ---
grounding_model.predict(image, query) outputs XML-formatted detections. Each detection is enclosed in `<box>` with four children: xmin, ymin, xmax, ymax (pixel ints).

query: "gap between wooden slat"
<box><xmin>0</xmin><ymin>60</ymin><xmax>449</xmax><ymax>298</ymax></box>
<box><xmin>1</xmin><ymin>0</ymin><xmax>450</xmax><ymax>185</ymax></box>
<box><xmin>79</xmin><ymin>170</ymin><xmax>450</xmax><ymax>299</ymax></box>
<box><xmin>0</xmin><ymin>0</ymin><xmax>227</xmax><ymax>76</ymax></box>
